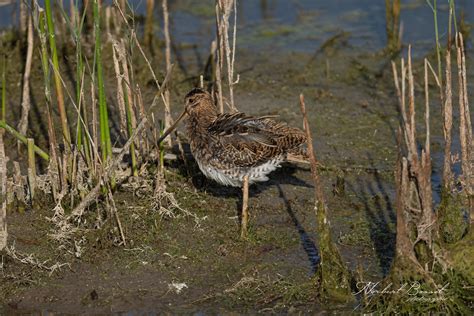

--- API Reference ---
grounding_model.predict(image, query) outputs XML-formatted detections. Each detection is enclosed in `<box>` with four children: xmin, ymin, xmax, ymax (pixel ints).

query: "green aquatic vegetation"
<box><xmin>438</xmin><ymin>190</ymin><xmax>468</xmax><ymax>244</ymax></box>
<box><xmin>314</xmin><ymin>202</ymin><xmax>353</xmax><ymax>302</ymax></box>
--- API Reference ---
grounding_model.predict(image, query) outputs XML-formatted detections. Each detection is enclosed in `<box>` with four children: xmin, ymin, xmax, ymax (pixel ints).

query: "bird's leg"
<box><xmin>240</xmin><ymin>175</ymin><xmax>249</xmax><ymax>239</ymax></box>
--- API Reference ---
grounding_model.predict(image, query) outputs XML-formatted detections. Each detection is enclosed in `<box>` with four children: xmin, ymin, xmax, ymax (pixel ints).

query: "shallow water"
<box><xmin>1</xmin><ymin>0</ymin><xmax>473</xmax><ymax>54</ymax></box>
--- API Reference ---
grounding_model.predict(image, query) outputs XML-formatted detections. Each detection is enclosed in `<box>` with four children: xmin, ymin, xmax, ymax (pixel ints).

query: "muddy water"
<box><xmin>1</xmin><ymin>0</ymin><xmax>474</xmax><ymax>314</ymax></box>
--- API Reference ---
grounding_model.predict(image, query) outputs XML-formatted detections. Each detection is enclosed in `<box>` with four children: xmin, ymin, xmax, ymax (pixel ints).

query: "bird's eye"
<box><xmin>189</xmin><ymin>98</ymin><xmax>195</xmax><ymax>104</ymax></box>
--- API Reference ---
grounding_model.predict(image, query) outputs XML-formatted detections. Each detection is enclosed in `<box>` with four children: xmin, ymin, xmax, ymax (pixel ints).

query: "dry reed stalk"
<box><xmin>106</xmin><ymin>185</ymin><xmax>126</xmax><ymax>246</ymax></box>
<box><xmin>60</xmin><ymin>151</ymin><xmax>68</xmax><ymax>195</ymax></box>
<box><xmin>222</xmin><ymin>0</ymin><xmax>238</xmax><ymax>110</ymax></box>
<box><xmin>136</xmin><ymin>86</ymin><xmax>149</xmax><ymax>153</ymax></box>
<box><xmin>105</xmin><ymin>6</ymin><xmax>112</xmax><ymax>41</ymax></box>
<box><xmin>299</xmin><ymin>95</ymin><xmax>324</xmax><ymax>202</ymax></box>
<box><xmin>455</xmin><ymin>33</ymin><xmax>473</xmax><ymax>221</ymax></box>
<box><xmin>144</xmin><ymin>0</ymin><xmax>155</xmax><ymax>48</ymax></box>
<box><xmin>18</xmin><ymin>11</ymin><xmax>34</xmax><ymax>137</ymax></box>
<box><xmin>118</xmin><ymin>0</ymin><xmax>126</xmax><ymax>12</ymax></box>
<box><xmin>214</xmin><ymin>3</ymin><xmax>224</xmax><ymax>112</ymax></box>
<box><xmin>13</xmin><ymin>162</ymin><xmax>25</xmax><ymax>205</ymax></box>
<box><xmin>70</xmin><ymin>0</ymin><xmax>76</xmax><ymax>26</ymax></box>
<box><xmin>27</xmin><ymin>138</ymin><xmax>36</xmax><ymax>202</ymax></box>
<box><xmin>443</xmin><ymin>48</ymin><xmax>453</xmax><ymax>188</ymax></box>
<box><xmin>240</xmin><ymin>175</ymin><xmax>249</xmax><ymax>238</ymax></box>
<box><xmin>91</xmin><ymin>81</ymin><xmax>99</xmax><ymax>174</ymax></box>
<box><xmin>46</xmin><ymin>97</ymin><xmax>60</xmax><ymax>201</ymax></box>
<box><xmin>119</xmin><ymin>39</ymin><xmax>136</xmax><ymax>130</ymax></box>
<box><xmin>395</xmin><ymin>150</ymin><xmax>418</xmax><ymax>260</ymax></box>
<box><xmin>208</xmin><ymin>40</ymin><xmax>217</xmax><ymax>99</ymax></box>
<box><xmin>215</xmin><ymin>0</ymin><xmax>238</xmax><ymax>112</ymax></box>
<box><xmin>48</xmin><ymin>135</ymin><xmax>59</xmax><ymax>202</ymax></box>
<box><xmin>112</xmin><ymin>40</ymin><xmax>128</xmax><ymax>137</ymax></box>
<box><xmin>0</xmin><ymin>129</ymin><xmax>7</xmax><ymax>250</ymax></box>
<box><xmin>70</xmin><ymin>66</ymin><xmax>173</xmax><ymax>218</ymax></box>
<box><xmin>162</xmin><ymin>0</ymin><xmax>172</xmax><ymax>147</ymax></box>
<box><xmin>393</xmin><ymin>48</ymin><xmax>435</xmax><ymax>259</ymax></box>
<box><xmin>111</xmin><ymin>6</ymin><xmax>121</xmax><ymax>36</ymax></box>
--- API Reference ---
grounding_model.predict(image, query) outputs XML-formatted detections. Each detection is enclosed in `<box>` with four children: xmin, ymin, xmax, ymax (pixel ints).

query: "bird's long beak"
<box><xmin>157</xmin><ymin>109</ymin><xmax>188</xmax><ymax>145</ymax></box>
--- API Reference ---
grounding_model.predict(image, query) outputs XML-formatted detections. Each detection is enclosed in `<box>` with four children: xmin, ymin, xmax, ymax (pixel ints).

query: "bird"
<box><xmin>157</xmin><ymin>88</ymin><xmax>307</xmax><ymax>238</ymax></box>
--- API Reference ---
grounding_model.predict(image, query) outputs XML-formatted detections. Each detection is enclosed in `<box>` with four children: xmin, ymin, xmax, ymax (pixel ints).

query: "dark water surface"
<box><xmin>1</xmin><ymin>0</ymin><xmax>473</xmax><ymax>54</ymax></box>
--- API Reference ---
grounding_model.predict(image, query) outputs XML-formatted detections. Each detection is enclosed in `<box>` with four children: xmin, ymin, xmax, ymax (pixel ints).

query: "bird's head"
<box><xmin>157</xmin><ymin>88</ymin><xmax>216</xmax><ymax>145</ymax></box>
<box><xmin>184</xmin><ymin>88</ymin><xmax>215</xmax><ymax>116</ymax></box>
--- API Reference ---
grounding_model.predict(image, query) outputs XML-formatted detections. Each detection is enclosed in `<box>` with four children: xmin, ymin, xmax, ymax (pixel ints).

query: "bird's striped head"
<box><xmin>184</xmin><ymin>88</ymin><xmax>215</xmax><ymax>115</ymax></box>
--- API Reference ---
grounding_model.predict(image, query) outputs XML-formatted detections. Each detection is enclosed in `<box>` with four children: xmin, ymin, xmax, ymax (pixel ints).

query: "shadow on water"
<box><xmin>276</xmin><ymin>184</ymin><xmax>320</xmax><ymax>273</ymax></box>
<box><xmin>346</xmin><ymin>155</ymin><xmax>396</xmax><ymax>275</ymax></box>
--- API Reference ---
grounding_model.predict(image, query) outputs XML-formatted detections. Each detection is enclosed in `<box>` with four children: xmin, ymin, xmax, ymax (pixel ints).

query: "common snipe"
<box><xmin>158</xmin><ymin>88</ymin><xmax>307</xmax><ymax>237</ymax></box>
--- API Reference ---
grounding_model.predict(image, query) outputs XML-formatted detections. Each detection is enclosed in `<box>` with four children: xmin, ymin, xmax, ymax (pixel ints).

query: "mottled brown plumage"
<box><xmin>181</xmin><ymin>88</ymin><xmax>307</xmax><ymax>187</ymax></box>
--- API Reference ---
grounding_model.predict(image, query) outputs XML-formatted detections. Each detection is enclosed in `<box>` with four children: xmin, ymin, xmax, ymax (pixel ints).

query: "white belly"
<box><xmin>195</xmin><ymin>158</ymin><xmax>283</xmax><ymax>187</ymax></box>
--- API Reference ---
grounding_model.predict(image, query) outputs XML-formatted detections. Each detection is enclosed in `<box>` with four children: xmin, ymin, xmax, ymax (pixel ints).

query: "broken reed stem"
<box><xmin>162</xmin><ymin>0</ymin><xmax>173</xmax><ymax>147</ymax></box>
<box><xmin>27</xmin><ymin>138</ymin><xmax>36</xmax><ymax>202</ymax></box>
<box><xmin>0</xmin><ymin>129</ymin><xmax>6</xmax><ymax>251</ymax></box>
<box><xmin>299</xmin><ymin>93</ymin><xmax>352</xmax><ymax>301</ymax></box>
<box><xmin>70</xmin><ymin>65</ymin><xmax>174</xmax><ymax>218</ymax></box>
<box><xmin>443</xmin><ymin>48</ymin><xmax>453</xmax><ymax>188</ymax></box>
<box><xmin>395</xmin><ymin>135</ymin><xmax>417</xmax><ymax>258</ymax></box>
<box><xmin>45</xmin><ymin>0</ymin><xmax>71</xmax><ymax>146</ymax></box>
<box><xmin>455</xmin><ymin>33</ymin><xmax>473</xmax><ymax>221</ymax></box>
<box><xmin>394</xmin><ymin>47</ymin><xmax>434</xmax><ymax>253</ymax></box>
<box><xmin>18</xmin><ymin>11</ymin><xmax>34</xmax><ymax>136</ymax></box>
<box><xmin>299</xmin><ymin>94</ymin><xmax>324</xmax><ymax>203</ymax></box>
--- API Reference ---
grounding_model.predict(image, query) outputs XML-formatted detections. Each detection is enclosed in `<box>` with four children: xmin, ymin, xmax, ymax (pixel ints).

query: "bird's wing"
<box><xmin>208</xmin><ymin>113</ymin><xmax>306</xmax><ymax>167</ymax></box>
